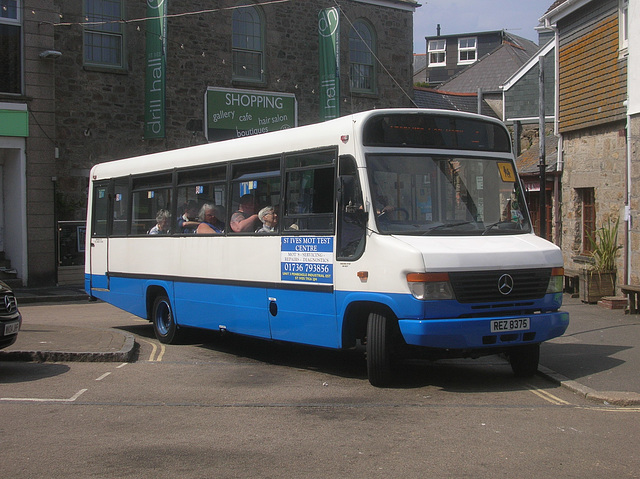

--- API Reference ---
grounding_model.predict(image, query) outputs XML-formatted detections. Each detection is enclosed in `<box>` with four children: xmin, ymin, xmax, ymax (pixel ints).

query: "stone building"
<box><xmin>0</xmin><ymin>0</ymin><xmax>418</xmax><ymax>286</ymax></box>
<box><xmin>541</xmin><ymin>0</ymin><xmax>632</xmax><ymax>288</ymax></box>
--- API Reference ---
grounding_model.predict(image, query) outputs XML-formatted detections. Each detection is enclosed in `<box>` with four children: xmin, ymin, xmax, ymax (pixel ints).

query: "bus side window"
<box><xmin>337</xmin><ymin>155</ymin><xmax>365</xmax><ymax>260</ymax></box>
<box><xmin>112</xmin><ymin>180</ymin><xmax>129</xmax><ymax>236</ymax></box>
<box><xmin>230</xmin><ymin>158</ymin><xmax>281</xmax><ymax>234</ymax></box>
<box><xmin>92</xmin><ymin>184</ymin><xmax>110</xmax><ymax>237</ymax></box>
<box><xmin>283</xmin><ymin>150</ymin><xmax>335</xmax><ymax>233</ymax></box>
<box><xmin>129</xmin><ymin>173</ymin><xmax>173</xmax><ymax>235</ymax></box>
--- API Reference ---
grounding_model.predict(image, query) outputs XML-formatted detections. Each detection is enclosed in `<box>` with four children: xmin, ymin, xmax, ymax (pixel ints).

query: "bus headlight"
<box><xmin>546</xmin><ymin>267</ymin><xmax>564</xmax><ymax>294</ymax></box>
<box><xmin>407</xmin><ymin>273</ymin><xmax>454</xmax><ymax>300</ymax></box>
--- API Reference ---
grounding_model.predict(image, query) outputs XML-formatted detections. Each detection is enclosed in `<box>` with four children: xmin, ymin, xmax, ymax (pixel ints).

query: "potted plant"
<box><xmin>580</xmin><ymin>217</ymin><xmax>622</xmax><ymax>303</ymax></box>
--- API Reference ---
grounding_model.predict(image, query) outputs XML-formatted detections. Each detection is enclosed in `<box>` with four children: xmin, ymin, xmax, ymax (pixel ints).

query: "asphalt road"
<box><xmin>1</xmin><ymin>302</ymin><xmax>640</xmax><ymax>478</ymax></box>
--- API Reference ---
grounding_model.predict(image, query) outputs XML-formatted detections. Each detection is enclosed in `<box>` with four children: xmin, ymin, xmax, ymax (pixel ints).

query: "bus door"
<box><xmin>267</xmin><ymin>280</ymin><xmax>338</xmax><ymax>348</ymax></box>
<box><xmin>89</xmin><ymin>182</ymin><xmax>110</xmax><ymax>291</ymax></box>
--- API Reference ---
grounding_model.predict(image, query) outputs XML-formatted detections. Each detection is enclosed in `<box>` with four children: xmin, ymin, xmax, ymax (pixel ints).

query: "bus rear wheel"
<box><xmin>152</xmin><ymin>295</ymin><xmax>180</xmax><ymax>344</ymax></box>
<box><xmin>508</xmin><ymin>343</ymin><xmax>540</xmax><ymax>377</ymax></box>
<box><xmin>366</xmin><ymin>312</ymin><xmax>395</xmax><ymax>387</ymax></box>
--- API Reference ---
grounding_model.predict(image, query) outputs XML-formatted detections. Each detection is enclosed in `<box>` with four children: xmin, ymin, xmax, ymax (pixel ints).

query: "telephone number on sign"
<box><xmin>490</xmin><ymin>318</ymin><xmax>529</xmax><ymax>333</ymax></box>
<box><xmin>282</xmin><ymin>263</ymin><xmax>330</xmax><ymax>274</ymax></box>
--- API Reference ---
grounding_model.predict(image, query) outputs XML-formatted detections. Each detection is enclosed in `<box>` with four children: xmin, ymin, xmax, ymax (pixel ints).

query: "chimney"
<box><xmin>437</xmin><ymin>24</ymin><xmax>441</xmax><ymax>36</ymax></box>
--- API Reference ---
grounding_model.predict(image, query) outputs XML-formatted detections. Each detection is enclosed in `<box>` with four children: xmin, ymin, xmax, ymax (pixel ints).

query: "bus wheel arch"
<box><xmin>341</xmin><ymin>301</ymin><xmax>396</xmax><ymax>349</ymax></box>
<box><xmin>147</xmin><ymin>287</ymin><xmax>180</xmax><ymax>344</ymax></box>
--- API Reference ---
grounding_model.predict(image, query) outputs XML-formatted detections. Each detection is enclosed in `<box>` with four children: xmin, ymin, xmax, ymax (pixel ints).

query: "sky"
<box><xmin>413</xmin><ymin>0</ymin><xmax>554</xmax><ymax>53</ymax></box>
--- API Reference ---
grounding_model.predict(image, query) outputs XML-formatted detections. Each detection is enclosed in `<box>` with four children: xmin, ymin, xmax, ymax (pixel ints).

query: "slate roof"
<box><xmin>437</xmin><ymin>34</ymin><xmax>540</xmax><ymax>93</ymax></box>
<box><xmin>413</xmin><ymin>87</ymin><xmax>500</xmax><ymax>119</ymax></box>
<box><xmin>516</xmin><ymin>134</ymin><xmax>559</xmax><ymax>176</ymax></box>
<box><xmin>413</xmin><ymin>53</ymin><xmax>427</xmax><ymax>83</ymax></box>
<box><xmin>544</xmin><ymin>0</ymin><xmax>570</xmax><ymax>15</ymax></box>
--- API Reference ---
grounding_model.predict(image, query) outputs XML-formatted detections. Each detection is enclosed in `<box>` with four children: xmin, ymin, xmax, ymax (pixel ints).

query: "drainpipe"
<box><xmin>625</xmin><ymin>101</ymin><xmax>632</xmax><ymax>285</ymax></box>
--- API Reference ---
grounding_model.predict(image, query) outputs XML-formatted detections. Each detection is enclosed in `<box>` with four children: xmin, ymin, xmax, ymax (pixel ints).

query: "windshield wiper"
<box><xmin>422</xmin><ymin>221</ymin><xmax>476</xmax><ymax>235</ymax></box>
<box><xmin>482</xmin><ymin>220</ymin><xmax>520</xmax><ymax>235</ymax></box>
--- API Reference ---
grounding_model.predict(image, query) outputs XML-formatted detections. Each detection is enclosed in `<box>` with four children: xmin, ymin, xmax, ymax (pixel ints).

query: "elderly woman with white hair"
<box><xmin>256</xmin><ymin>206</ymin><xmax>278</xmax><ymax>233</ymax></box>
<box><xmin>196</xmin><ymin>203</ymin><xmax>225</xmax><ymax>234</ymax></box>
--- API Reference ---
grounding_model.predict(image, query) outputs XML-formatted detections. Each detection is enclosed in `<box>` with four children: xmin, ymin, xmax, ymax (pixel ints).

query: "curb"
<box><xmin>0</xmin><ymin>332</ymin><xmax>138</xmax><ymax>363</ymax></box>
<box><xmin>537</xmin><ymin>365</ymin><xmax>640</xmax><ymax>407</ymax></box>
<box><xmin>15</xmin><ymin>293</ymin><xmax>90</xmax><ymax>305</ymax></box>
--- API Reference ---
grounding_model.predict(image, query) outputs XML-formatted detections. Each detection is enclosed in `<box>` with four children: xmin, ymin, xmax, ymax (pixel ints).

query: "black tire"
<box><xmin>366</xmin><ymin>312</ymin><xmax>395</xmax><ymax>387</ymax></box>
<box><xmin>152</xmin><ymin>295</ymin><xmax>180</xmax><ymax>344</ymax></box>
<box><xmin>508</xmin><ymin>343</ymin><xmax>540</xmax><ymax>377</ymax></box>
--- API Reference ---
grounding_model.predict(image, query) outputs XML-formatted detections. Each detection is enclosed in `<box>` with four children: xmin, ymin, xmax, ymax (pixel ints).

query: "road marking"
<box><xmin>116</xmin><ymin>363</ymin><xmax>128</xmax><ymax>369</ymax></box>
<box><xmin>0</xmin><ymin>388</ymin><xmax>88</xmax><ymax>403</ymax></box>
<box><xmin>95</xmin><ymin>372</ymin><xmax>111</xmax><ymax>381</ymax></box>
<box><xmin>138</xmin><ymin>337</ymin><xmax>165</xmax><ymax>362</ymax></box>
<box><xmin>526</xmin><ymin>384</ymin><xmax>572</xmax><ymax>406</ymax></box>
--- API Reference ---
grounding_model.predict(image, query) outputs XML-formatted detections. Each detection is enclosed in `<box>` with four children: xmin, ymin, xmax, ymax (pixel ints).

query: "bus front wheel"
<box><xmin>508</xmin><ymin>343</ymin><xmax>540</xmax><ymax>377</ymax></box>
<box><xmin>366</xmin><ymin>312</ymin><xmax>395</xmax><ymax>387</ymax></box>
<box><xmin>152</xmin><ymin>295</ymin><xmax>180</xmax><ymax>344</ymax></box>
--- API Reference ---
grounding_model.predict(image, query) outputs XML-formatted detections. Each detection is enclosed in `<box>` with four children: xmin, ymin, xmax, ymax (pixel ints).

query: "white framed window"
<box><xmin>0</xmin><ymin>0</ymin><xmax>22</xmax><ymax>94</ymax></box>
<box><xmin>458</xmin><ymin>37</ymin><xmax>477</xmax><ymax>65</ymax></box>
<box><xmin>84</xmin><ymin>0</ymin><xmax>124</xmax><ymax>68</ymax></box>
<box><xmin>428</xmin><ymin>39</ymin><xmax>446</xmax><ymax>67</ymax></box>
<box><xmin>349</xmin><ymin>20</ymin><xmax>376</xmax><ymax>93</ymax></box>
<box><xmin>232</xmin><ymin>5</ymin><xmax>265</xmax><ymax>82</ymax></box>
<box><xmin>619</xmin><ymin>0</ymin><xmax>629</xmax><ymax>54</ymax></box>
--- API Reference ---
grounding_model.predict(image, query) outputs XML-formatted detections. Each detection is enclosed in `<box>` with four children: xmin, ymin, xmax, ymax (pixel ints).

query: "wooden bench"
<box><xmin>620</xmin><ymin>285</ymin><xmax>640</xmax><ymax>314</ymax></box>
<box><xmin>563</xmin><ymin>268</ymin><xmax>581</xmax><ymax>297</ymax></box>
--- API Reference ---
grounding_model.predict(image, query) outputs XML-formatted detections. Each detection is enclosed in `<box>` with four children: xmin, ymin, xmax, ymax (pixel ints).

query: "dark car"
<box><xmin>0</xmin><ymin>280</ymin><xmax>21</xmax><ymax>349</ymax></box>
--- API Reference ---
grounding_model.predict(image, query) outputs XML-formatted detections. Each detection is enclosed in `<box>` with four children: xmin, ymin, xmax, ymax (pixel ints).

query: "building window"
<box><xmin>620</xmin><ymin>0</ymin><xmax>629</xmax><ymax>53</ymax></box>
<box><xmin>84</xmin><ymin>0</ymin><xmax>124</xmax><ymax>68</ymax></box>
<box><xmin>579</xmin><ymin>188</ymin><xmax>596</xmax><ymax>254</ymax></box>
<box><xmin>428</xmin><ymin>39</ymin><xmax>446</xmax><ymax>67</ymax></box>
<box><xmin>349</xmin><ymin>20</ymin><xmax>376</xmax><ymax>93</ymax></box>
<box><xmin>232</xmin><ymin>5</ymin><xmax>264</xmax><ymax>82</ymax></box>
<box><xmin>458</xmin><ymin>37</ymin><xmax>477</xmax><ymax>65</ymax></box>
<box><xmin>0</xmin><ymin>0</ymin><xmax>21</xmax><ymax>94</ymax></box>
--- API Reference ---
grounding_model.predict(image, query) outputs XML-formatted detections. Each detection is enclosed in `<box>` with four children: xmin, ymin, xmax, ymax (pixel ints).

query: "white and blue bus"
<box><xmin>86</xmin><ymin>108</ymin><xmax>569</xmax><ymax>386</ymax></box>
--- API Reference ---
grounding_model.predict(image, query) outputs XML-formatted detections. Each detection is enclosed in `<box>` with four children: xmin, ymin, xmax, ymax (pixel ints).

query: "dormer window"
<box><xmin>458</xmin><ymin>37</ymin><xmax>477</xmax><ymax>65</ymax></box>
<box><xmin>428</xmin><ymin>39</ymin><xmax>446</xmax><ymax>67</ymax></box>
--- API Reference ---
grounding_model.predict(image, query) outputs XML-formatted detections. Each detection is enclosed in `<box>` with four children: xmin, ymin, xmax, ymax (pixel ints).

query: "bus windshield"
<box><xmin>367</xmin><ymin>154</ymin><xmax>531</xmax><ymax>236</ymax></box>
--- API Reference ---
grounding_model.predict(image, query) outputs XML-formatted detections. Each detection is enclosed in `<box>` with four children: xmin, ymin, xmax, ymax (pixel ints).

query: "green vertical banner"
<box><xmin>318</xmin><ymin>7</ymin><xmax>340</xmax><ymax>121</ymax></box>
<box><xmin>144</xmin><ymin>0</ymin><xmax>167</xmax><ymax>139</ymax></box>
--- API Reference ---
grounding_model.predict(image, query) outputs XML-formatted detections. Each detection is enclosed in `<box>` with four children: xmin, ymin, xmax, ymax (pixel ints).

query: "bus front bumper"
<box><xmin>398</xmin><ymin>311</ymin><xmax>569</xmax><ymax>350</ymax></box>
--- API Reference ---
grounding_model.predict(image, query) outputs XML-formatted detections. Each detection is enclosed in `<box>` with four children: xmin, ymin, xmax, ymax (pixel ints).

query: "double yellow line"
<box><xmin>138</xmin><ymin>337</ymin><xmax>166</xmax><ymax>362</ymax></box>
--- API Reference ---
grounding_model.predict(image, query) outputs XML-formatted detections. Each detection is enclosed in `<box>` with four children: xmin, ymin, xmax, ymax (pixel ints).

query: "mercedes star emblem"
<box><xmin>498</xmin><ymin>274</ymin><xmax>514</xmax><ymax>295</ymax></box>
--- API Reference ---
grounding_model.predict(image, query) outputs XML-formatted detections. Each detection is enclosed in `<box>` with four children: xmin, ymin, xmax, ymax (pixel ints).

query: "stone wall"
<box><xmin>24</xmin><ymin>0</ymin><xmax>59</xmax><ymax>286</ymax></box>
<box><xmin>561</xmin><ymin>120</ymin><xmax>628</xmax><ymax>284</ymax></box>
<box><xmin>52</xmin><ymin>0</ymin><xmax>415</xmax><ymax>222</ymax></box>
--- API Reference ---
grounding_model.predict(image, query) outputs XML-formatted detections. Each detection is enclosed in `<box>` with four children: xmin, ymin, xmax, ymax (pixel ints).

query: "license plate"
<box><xmin>4</xmin><ymin>321</ymin><xmax>19</xmax><ymax>336</ymax></box>
<box><xmin>490</xmin><ymin>318</ymin><xmax>529</xmax><ymax>333</ymax></box>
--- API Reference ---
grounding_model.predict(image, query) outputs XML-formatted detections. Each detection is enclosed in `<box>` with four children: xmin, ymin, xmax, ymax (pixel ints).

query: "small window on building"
<box><xmin>349</xmin><ymin>20</ymin><xmax>376</xmax><ymax>93</ymax></box>
<box><xmin>428</xmin><ymin>39</ymin><xmax>446</xmax><ymax>67</ymax></box>
<box><xmin>84</xmin><ymin>0</ymin><xmax>124</xmax><ymax>68</ymax></box>
<box><xmin>0</xmin><ymin>0</ymin><xmax>21</xmax><ymax>94</ymax></box>
<box><xmin>458</xmin><ymin>37</ymin><xmax>477</xmax><ymax>65</ymax></box>
<box><xmin>579</xmin><ymin>188</ymin><xmax>595</xmax><ymax>254</ymax></box>
<box><xmin>620</xmin><ymin>0</ymin><xmax>629</xmax><ymax>54</ymax></box>
<box><xmin>232</xmin><ymin>5</ymin><xmax>264</xmax><ymax>82</ymax></box>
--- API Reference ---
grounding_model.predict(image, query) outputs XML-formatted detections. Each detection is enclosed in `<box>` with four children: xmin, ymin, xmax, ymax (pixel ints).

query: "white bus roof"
<box><xmin>90</xmin><ymin>108</ymin><xmax>506</xmax><ymax>181</ymax></box>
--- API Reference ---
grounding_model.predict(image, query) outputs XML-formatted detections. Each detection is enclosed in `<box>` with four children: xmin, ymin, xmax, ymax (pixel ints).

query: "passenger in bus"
<box><xmin>148</xmin><ymin>209</ymin><xmax>171</xmax><ymax>234</ymax></box>
<box><xmin>230</xmin><ymin>194</ymin><xmax>259</xmax><ymax>232</ymax></box>
<box><xmin>256</xmin><ymin>206</ymin><xmax>278</xmax><ymax>233</ymax></box>
<box><xmin>178</xmin><ymin>200</ymin><xmax>200</xmax><ymax>233</ymax></box>
<box><xmin>196</xmin><ymin>203</ymin><xmax>225</xmax><ymax>234</ymax></box>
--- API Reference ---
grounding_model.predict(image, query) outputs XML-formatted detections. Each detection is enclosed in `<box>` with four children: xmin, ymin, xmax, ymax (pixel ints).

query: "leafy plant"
<box><xmin>588</xmin><ymin>217</ymin><xmax>622</xmax><ymax>272</ymax></box>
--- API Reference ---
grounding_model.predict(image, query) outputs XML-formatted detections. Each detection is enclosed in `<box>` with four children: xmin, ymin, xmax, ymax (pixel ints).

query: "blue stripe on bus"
<box><xmin>87</xmin><ymin>274</ymin><xmax>567</xmax><ymax>350</ymax></box>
